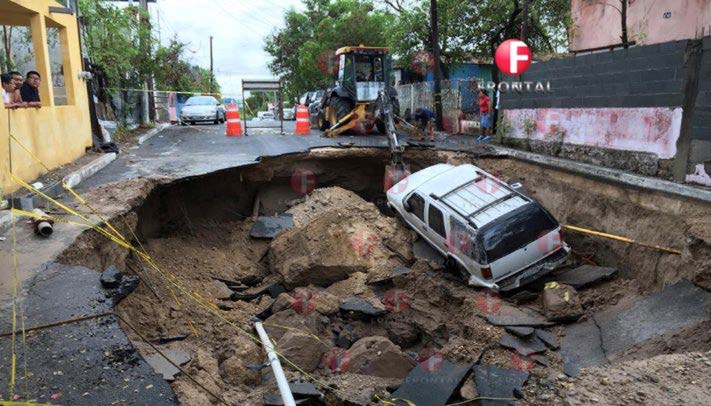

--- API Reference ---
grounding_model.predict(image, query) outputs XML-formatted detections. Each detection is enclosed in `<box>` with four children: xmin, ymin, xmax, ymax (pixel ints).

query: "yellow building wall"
<box><xmin>1</xmin><ymin>0</ymin><xmax>92</xmax><ymax>195</ymax></box>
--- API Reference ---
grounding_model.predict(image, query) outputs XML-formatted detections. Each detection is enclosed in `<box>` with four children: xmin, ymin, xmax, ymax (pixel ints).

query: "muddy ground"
<box><xmin>54</xmin><ymin>148</ymin><xmax>711</xmax><ymax>405</ymax></box>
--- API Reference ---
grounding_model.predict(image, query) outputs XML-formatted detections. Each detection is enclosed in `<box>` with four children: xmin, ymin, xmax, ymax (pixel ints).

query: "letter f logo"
<box><xmin>495</xmin><ymin>39</ymin><xmax>532</xmax><ymax>76</ymax></box>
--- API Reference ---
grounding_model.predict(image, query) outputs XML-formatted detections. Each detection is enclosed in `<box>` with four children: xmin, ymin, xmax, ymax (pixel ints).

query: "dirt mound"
<box><xmin>286</xmin><ymin>187</ymin><xmax>370</xmax><ymax>226</ymax></box>
<box><xmin>546</xmin><ymin>352</ymin><xmax>711</xmax><ymax>405</ymax></box>
<box><xmin>270</xmin><ymin>187</ymin><xmax>414</xmax><ymax>289</ymax></box>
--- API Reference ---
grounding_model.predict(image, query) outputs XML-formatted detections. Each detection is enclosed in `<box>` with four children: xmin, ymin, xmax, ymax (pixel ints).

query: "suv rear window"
<box><xmin>477</xmin><ymin>203</ymin><xmax>558</xmax><ymax>263</ymax></box>
<box><xmin>427</xmin><ymin>204</ymin><xmax>446</xmax><ymax>237</ymax></box>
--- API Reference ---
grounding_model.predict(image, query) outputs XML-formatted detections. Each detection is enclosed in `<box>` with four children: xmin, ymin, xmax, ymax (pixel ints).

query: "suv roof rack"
<box><xmin>429</xmin><ymin>170</ymin><xmax>531</xmax><ymax>228</ymax></box>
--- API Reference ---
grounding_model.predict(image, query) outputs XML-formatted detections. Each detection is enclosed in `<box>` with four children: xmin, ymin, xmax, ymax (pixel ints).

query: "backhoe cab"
<box><xmin>319</xmin><ymin>46</ymin><xmax>400</xmax><ymax>137</ymax></box>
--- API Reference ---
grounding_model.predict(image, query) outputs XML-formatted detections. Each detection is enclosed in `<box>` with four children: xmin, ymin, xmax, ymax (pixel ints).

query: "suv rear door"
<box><xmin>477</xmin><ymin>203</ymin><xmax>562</xmax><ymax>280</ymax></box>
<box><xmin>425</xmin><ymin>201</ymin><xmax>448</xmax><ymax>252</ymax></box>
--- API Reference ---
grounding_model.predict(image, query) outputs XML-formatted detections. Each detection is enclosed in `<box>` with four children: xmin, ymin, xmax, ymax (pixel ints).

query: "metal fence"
<box><xmin>396</xmin><ymin>77</ymin><xmax>484</xmax><ymax>133</ymax></box>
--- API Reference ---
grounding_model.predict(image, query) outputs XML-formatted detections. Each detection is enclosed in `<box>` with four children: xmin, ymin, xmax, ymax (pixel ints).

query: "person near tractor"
<box><xmin>477</xmin><ymin>89</ymin><xmax>493</xmax><ymax>141</ymax></box>
<box><xmin>414</xmin><ymin>107</ymin><xmax>435</xmax><ymax>142</ymax></box>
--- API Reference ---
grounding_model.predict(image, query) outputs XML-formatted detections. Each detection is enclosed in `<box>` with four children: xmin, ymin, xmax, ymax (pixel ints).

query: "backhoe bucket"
<box><xmin>384</xmin><ymin>164</ymin><xmax>411</xmax><ymax>192</ymax></box>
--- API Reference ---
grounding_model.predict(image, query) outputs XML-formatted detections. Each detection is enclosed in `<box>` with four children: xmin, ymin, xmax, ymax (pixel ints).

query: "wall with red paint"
<box><xmin>504</xmin><ymin>108</ymin><xmax>683</xmax><ymax>159</ymax></box>
<box><xmin>571</xmin><ymin>0</ymin><xmax>711</xmax><ymax>51</ymax></box>
<box><xmin>499</xmin><ymin>37</ymin><xmax>711</xmax><ymax>181</ymax></box>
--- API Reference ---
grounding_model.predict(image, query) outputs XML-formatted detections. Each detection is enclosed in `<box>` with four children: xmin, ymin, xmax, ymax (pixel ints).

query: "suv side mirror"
<box><xmin>403</xmin><ymin>201</ymin><xmax>412</xmax><ymax>212</ymax></box>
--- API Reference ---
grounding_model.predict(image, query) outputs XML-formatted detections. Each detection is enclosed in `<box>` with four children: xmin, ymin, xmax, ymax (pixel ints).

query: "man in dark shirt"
<box><xmin>20</xmin><ymin>71</ymin><xmax>42</xmax><ymax>108</ymax></box>
<box><xmin>414</xmin><ymin>107</ymin><xmax>435</xmax><ymax>142</ymax></box>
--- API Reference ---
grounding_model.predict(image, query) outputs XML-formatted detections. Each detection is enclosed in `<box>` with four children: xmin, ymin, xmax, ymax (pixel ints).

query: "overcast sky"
<box><xmin>146</xmin><ymin>0</ymin><xmax>305</xmax><ymax>96</ymax></box>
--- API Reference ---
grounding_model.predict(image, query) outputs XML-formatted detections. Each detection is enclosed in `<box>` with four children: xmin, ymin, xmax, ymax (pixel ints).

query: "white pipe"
<box><xmin>254</xmin><ymin>320</ymin><xmax>296</xmax><ymax>406</ymax></box>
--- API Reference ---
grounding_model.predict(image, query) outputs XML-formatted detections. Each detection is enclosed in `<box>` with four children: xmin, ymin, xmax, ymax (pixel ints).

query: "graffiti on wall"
<box><xmin>503</xmin><ymin>107</ymin><xmax>683</xmax><ymax>159</ymax></box>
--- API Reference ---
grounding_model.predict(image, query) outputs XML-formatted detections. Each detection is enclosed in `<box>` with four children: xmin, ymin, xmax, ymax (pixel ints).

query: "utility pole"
<box><xmin>429</xmin><ymin>0</ymin><xmax>443</xmax><ymax>130</ymax></box>
<box><xmin>209</xmin><ymin>35</ymin><xmax>214</xmax><ymax>94</ymax></box>
<box><xmin>139</xmin><ymin>0</ymin><xmax>155</xmax><ymax>123</ymax></box>
<box><xmin>520</xmin><ymin>0</ymin><xmax>527</xmax><ymax>41</ymax></box>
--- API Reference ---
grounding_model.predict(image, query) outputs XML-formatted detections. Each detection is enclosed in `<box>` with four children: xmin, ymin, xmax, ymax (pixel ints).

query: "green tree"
<box><xmin>384</xmin><ymin>0</ymin><xmax>570</xmax><ymax>70</ymax></box>
<box><xmin>153</xmin><ymin>39</ymin><xmax>220</xmax><ymax>95</ymax></box>
<box><xmin>79</xmin><ymin>0</ymin><xmax>221</xmax><ymax>118</ymax></box>
<box><xmin>265</xmin><ymin>0</ymin><xmax>393</xmax><ymax>99</ymax></box>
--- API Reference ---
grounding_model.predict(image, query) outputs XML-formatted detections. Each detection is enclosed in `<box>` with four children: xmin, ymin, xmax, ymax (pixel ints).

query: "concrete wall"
<box><xmin>499</xmin><ymin>38</ymin><xmax>710</xmax><ymax>181</ymax></box>
<box><xmin>0</xmin><ymin>1</ymin><xmax>92</xmax><ymax>194</ymax></box>
<box><xmin>687</xmin><ymin>36</ymin><xmax>711</xmax><ymax>185</ymax></box>
<box><xmin>571</xmin><ymin>0</ymin><xmax>711</xmax><ymax>51</ymax></box>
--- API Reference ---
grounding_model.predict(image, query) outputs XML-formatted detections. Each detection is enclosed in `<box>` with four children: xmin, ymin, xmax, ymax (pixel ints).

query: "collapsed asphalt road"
<box><xmin>0</xmin><ymin>126</ymin><xmax>709</xmax><ymax>405</ymax></box>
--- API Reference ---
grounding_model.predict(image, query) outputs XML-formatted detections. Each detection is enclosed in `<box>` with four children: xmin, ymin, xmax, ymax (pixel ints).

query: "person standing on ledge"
<box><xmin>20</xmin><ymin>71</ymin><xmax>42</xmax><ymax>108</ymax></box>
<box><xmin>477</xmin><ymin>89</ymin><xmax>493</xmax><ymax>141</ymax></box>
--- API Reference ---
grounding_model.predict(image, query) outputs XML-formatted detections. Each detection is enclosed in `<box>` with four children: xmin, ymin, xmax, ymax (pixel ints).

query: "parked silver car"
<box><xmin>180</xmin><ymin>96</ymin><xmax>226</xmax><ymax>125</ymax></box>
<box><xmin>387</xmin><ymin>163</ymin><xmax>570</xmax><ymax>291</ymax></box>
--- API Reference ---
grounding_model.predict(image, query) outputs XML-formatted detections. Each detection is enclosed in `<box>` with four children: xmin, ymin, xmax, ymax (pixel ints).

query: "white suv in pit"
<box><xmin>387</xmin><ymin>163</ymin><xmax>570</xmax><ymax>291</ymax></box>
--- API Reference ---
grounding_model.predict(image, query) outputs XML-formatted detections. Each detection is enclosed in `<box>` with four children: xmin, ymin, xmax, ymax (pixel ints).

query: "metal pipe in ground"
<box><xmin>32</xmin><ymin>208</ymin><xmax>54</xmax><ymax>237</ymax></box>
<box><xmin>254</xmin><ymin>319</ymin><xmax>296</xmax><ymax>406</ymax></box>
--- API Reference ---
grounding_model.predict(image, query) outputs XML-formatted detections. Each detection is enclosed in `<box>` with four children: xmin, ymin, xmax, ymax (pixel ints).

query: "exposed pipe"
<box><xmin>32</xmin><ymin>208</ymin><xmax>54</xmax><ymax>237</ymax></box>
<box><xmin>254</xmin><ymin>319</ymin><xmax>296</xmax><ymax>406</ymax></box>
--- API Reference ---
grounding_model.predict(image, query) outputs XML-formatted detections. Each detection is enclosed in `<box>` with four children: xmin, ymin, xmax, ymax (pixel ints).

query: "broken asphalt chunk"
<box><xmin>484</xmin><ymin>304</ymin><xmax>554</xmax><ymax>328</ymax></box>
<box><xmin>367</xmin><ymin>266</ymin><xmax>411</xmax><ymax>285</ymax></box>
<box><xmin>100</xmin><ymin>265</ymin><xmax>123</xmax><ymax>289</ymax></box>
<box><xmin>535</xmin><ymin>329</ymin><xmax>559</xmax><ymax>350</ymax></box>
<box><xmin>504</xmin><ymin>326</ymin><xmax>534</xmax><ymax>338</ymax></box>
<box><xmin>473</xmin><ymin>365</ymin><xmax>529</xmax><ymax>406</ymax></box>
<box><xmin>499</xmin><ymin>333</ymin><xmax>547</xmax><ymax>356</ymax></box>
<box><xmin>390</xmin><ymin>358</ymin><xmax>473</xmax><ymax>406</ymax></box>
<box><xmin>550</xmin><ymin>265</ymin><xmax>617</xmax><ymax>289</ymax></box>
<box><xmin>263</xmin><ymin>381</ymin><xmax>324</xmax><ymax>405</ymax></box>
<box><xmin>144</xmin><ymin>348</ymin><xmax>191</xmax><ymax>382</ymax></box>
<box><xmin>339</xmin><ymin>297</ymin><xmax>385</xmax><ymax>319</ymax></box>
<box><xmin>230</xmin><ymin>283</ymin><xmax>286</xmax><ymax>301</ymax></box>
<box><xmin>250</xmin><ymin>215</ymin><xmax>294</xmax><ymax>239</ymax></box>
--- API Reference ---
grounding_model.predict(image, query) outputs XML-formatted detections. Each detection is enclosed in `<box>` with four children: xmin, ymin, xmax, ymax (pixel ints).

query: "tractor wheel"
<box><xmin>332</xmin><ymin>96</ymin><xmax>354</xmax><ymax>125</ymax></box>
<box><xmin>317</xmin><ymin>111</ymin><xmax>329</xmax><ymax>131</ymax></box>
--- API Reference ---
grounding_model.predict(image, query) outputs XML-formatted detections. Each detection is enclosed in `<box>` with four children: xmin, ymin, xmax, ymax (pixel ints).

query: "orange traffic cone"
<box><xmin>226</xmin><ymin>104</ymin><xmax>243</xmax><ymax>136</ymax></box>
<box><xmin>295</xmin><ymin>104</ymin><xmax>310</xmax><ymax>135</ymax></box>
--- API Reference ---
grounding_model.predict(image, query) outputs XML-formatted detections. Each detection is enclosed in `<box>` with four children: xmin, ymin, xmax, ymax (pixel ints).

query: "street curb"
<box><xmin>137</xmin><ymin>123</ymin><xmax>171</xmax><ymax>145</ymax></box>
<box><xmin>63</xmin><ymin>152</ymin><xmax>118</xmax><ymax>188</ymax></box>
<box><xmin>495</xmin><ymin>146</ymin><xmax>711</xmax><ymax>203</ymax></box>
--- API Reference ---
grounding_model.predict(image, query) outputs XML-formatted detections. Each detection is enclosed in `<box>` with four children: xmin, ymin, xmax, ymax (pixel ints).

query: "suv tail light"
<box><xmin>481</xmin><ymin>266</ymin><xmax>492</xmax><ymax>280</ymax></box>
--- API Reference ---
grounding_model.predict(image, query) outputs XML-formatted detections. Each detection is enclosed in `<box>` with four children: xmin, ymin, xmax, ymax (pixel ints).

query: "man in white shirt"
<box><xmin>2</xmin><ymin>73</ymin><xmax>16</xmax><ymax>108</ymax></box>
